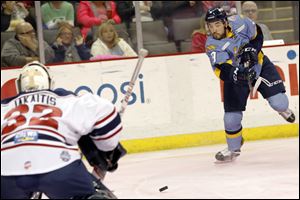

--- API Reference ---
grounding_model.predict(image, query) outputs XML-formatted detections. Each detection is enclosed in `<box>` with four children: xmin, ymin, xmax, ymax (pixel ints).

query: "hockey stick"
<box><xmin>90</xmin><ymin>48</ymin><xmax>148</xmax><ymax>199</ymax></box>
<box><xmin>119</xmin><ymin>48</ymin><xmax>148</xmax><ymax>117</ymax></box>
<box><xmin>89</xmin><ymin>48</ymin><xmax>148</xmax><ymax>179</ymax></box>
<box><xmin>30</xmin><ymin>49</ymin><xmax>149</xmax><ymax>199</ymax></box>
<box><xmin>252</xmin><ymin>76</ymin><xmax>263</xmax><ymax>94</ymax></box>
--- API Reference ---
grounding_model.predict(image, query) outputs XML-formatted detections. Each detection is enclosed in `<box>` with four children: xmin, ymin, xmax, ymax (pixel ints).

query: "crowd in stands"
<box><xmin>51</xmin><ymin>22</ymin><xmax>91</xmax><ymax>63</ymax></box>
<box><xmin>1</xmin><ymin>1</ymin><xmax>275</xmax><ymax>67</ymax></box>
<box><xmin>41</xmin><ymin>1</ymin><xmax>75</xmax><ymax>29</ymax></box>
<box><xmin>91</xmin><ymin>21</ymin><xmax>137</xmax><ymax>60</ymax></box>
<box><xmin>1</xmin><ymin>21</ymin><xmax>54</xmax><ymax>67</ymax></box>
<box><xmin>1</xmin><ymin>1</ymin><xmax>36</xmax><ymax>31</ymax></box>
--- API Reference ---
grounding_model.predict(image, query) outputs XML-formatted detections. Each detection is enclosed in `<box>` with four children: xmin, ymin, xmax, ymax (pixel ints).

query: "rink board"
<box><xmin>1</xmin><ymin>44</ymin><xmax>299</xmax><ymax>153</ymax></box>
<box><xmin>121</xmin><ymin>124</ymin><xmax>298</xmax><ymax>153</ymax></box>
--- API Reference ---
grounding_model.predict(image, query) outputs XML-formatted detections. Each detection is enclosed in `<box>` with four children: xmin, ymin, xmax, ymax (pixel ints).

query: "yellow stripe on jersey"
<box><xmin>206</xmin><ymin>45</ymin><xmax>216</xmax><ymax>51</ymax></box>
<box><xmin>214</xmin><ymin>59</ymin><xmax>233</xmax><ymax>79</ymax></box>
<box><xmin>226</xmin><ymin>59</ymin><xmax>233</xmax><ymax>65</ymax></box>
<box><xmin>226</xmin><ymin>29</ymin><xmax>234</xmax><ymax>38</ymax></box>
<box><xmin>214</xmin><ymin>68</ymin><xmax>221</xmax><ymax>78</ymax></box>
<box><xmin>258</xmin><ymin>51</ymin><xmax>264</xmax><ymax>65</ymax></box>
<box><xmin>226</xmin><ymin>24</ymin><xmax>234</xmax><ymax>38</ymax></box>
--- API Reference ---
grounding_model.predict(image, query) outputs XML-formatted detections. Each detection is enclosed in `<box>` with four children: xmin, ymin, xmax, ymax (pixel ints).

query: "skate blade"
<box><xmin>214</xmin><ymin>157</ymin><xmax>238</xmax><ymax>164</ymax></box>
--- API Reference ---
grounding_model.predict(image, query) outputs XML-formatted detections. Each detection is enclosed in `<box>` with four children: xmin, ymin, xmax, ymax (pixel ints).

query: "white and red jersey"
<box><xmin>1</xmin><ymin>89</ymin><xmax>122</xmax><ymax>176</ymax></box>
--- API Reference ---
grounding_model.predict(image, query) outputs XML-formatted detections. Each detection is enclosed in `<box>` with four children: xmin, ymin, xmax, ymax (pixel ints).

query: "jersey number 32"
<box><xmin>2</xmin><ymin>104</ymin><xmax>63</xmax><ymax>135</ymax></box>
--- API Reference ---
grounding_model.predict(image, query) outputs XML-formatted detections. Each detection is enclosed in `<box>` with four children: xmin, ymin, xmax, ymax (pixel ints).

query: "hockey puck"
<box><xmin>159</xmin><ymin>186</ymin><xmax>168</xmax><ymax>192</ymax></box>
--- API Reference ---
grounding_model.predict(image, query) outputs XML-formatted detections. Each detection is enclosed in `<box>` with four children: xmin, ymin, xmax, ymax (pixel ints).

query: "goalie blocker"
<box><xmin>78</xmin><ymin>135</ymin><xmax>127</xmax><ymax>179</ymax></box>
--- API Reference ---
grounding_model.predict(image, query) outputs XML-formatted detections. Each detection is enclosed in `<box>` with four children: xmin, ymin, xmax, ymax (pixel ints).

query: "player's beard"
<box><xmin>213</xmin><ymin>32</ymin><xmax>226</xmax><ymax>40</ymax></box>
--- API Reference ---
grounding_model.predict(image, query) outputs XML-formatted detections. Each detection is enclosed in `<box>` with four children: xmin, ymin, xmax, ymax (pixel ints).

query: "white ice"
<box><xmin>102</xmin><ymin>138</ymin><xmax>299</xmax><ymax>199</ymax></box>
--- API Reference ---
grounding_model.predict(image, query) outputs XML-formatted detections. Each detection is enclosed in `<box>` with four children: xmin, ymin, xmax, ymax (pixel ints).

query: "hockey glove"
<box><xmin>232</xmin><ymin>66</ymin><xmax>257</xmax><ymax>84</ymax></box>
<box><xmin>215</xmin><ymin>63</ymin><xmax>256</xmax><ymax>84</ymax></box>
<box><xmin>239</xmin><ymin>45</ymin><xmax>258</xmax><ymax>69</ymax></box>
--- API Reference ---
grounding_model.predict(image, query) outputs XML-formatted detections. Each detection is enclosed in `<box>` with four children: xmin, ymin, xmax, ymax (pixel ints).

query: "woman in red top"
<box><xmin>77</xmin><ymin>1</ymin><xmax>121</xmax><ymax>39</ymax></box>
<box><xmin>191</xmin><ymin>16</ymin><xmax>207</xmax><ymax>53</ymax></box>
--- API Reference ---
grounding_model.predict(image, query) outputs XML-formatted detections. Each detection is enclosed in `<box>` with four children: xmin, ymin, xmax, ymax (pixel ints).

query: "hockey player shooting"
<box><xmin>204</xmin><ymin>8</ymin><xmax>296</xmax><ymax>162</ymax></box>
<box><xmin>1</xmin><ymin>61</ymin><xmax>124</xmax><ymax>199</ymax></box>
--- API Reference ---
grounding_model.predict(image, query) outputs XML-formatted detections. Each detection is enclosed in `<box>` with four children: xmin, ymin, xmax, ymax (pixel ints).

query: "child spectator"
<box><xmin>91</xmin><ymin>21</ymin><xmax>137</xmax><ymax>59</ymax></box>
<box><xmin>51</xmin><ymin>23</ymin><xmax>91</xmax><ymax>63</ymax></box>
<box><xmin>77</xmin><ymin>1</ymin><xmax>121</xmax><ymax>40</ymax></box>
<box><xmin>41</xmin><ymin>1</ymin><xmax>74</xmax><ymax>29</ymax></box>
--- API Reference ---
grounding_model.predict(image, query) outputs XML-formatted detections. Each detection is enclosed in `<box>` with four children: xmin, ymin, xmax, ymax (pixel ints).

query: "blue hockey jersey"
<box><xmin>205</xmin><ymin>15</ymin><xmax>264</xmax><ymax>79</ymax></box>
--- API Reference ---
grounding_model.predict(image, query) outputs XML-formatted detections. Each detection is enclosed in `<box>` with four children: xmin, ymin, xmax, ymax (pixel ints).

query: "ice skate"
<box><xmin>215</xmin><ymin>137</ymin><xmax>244</xmax><ymax>162</ymax></box>
<box><xmin>279</xmin><ymin>108</ymin><xmax>296</xmax><ymax>123</ymax></box>
<box><xmin>215</xmin><ymin>148</ymin><xmax>241</xmax><ymax>162</ymax></box>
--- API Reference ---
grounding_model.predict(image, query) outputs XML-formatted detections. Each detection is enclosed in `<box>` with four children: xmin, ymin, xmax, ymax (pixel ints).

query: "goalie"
<box><xmin>1</xmin><ymin>61</ymin><xmax>125</xmax><ymax>199</ymax></box>
<box><xmin>204</xmin><ymin>8</ymin><xmax>296</xmax><ymax>162</ymax></box>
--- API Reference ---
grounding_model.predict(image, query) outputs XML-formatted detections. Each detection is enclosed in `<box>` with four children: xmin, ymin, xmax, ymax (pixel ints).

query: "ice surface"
<box><xmin>102</xmin><ymin>138</ymin><xmax>299</xmax><ymax>199</ymax></box>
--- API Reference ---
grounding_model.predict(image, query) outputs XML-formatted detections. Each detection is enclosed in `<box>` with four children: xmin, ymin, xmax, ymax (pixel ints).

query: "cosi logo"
<box><xmin>1</xmin><ymin>74</ymin><xmax>146</xmax><ymax>106</ymax></box>
<box><xmin>74</xmin><ymin>74</ymin><xmax>146</xmax><ymax>105</ymax></box>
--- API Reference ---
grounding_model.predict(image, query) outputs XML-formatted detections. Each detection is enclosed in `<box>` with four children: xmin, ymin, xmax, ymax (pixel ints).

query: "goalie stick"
<box><xmin>31</xmin><ymin>49</ymin><xmax>149</xmax><ymax>199</ymax></box>
<box><xmin>119</xmin><ymin>48</ymin><xmax>148</xmax><ymax>116</ymax></box>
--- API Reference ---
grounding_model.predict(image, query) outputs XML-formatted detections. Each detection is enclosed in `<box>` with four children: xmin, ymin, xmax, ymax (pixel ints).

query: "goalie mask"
<box><xmin>17</xmin><ymin>61</ymin><xmax>54</xmax><ymax>93</ymax></box>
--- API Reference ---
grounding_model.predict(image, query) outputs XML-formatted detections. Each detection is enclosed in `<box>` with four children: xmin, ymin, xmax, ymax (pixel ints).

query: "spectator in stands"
<box><xmin>162</xmin><ymin>1</ymin><xmax>203</xmax><ymax>18</ymax></box>
<box><xmin>202</xmin><ymin>1</ymin><xmax>237</xmax><ymax>15</ymax></box>
<box><xmin>1</xmin><ymin>22</ymin><xmax>54</xmax><ymax>67</ymax></box>
<box><xmin>191</xmin><ymin>16</ymin><xmax>207</xmax><ymax>53</ymax></box>
<box><xmin>116</xmin><ymin>1</ymin><xmax>162</xmax><ymax>28</ymax></box>
<box><xmin>22</xmin><ymin>1</ymin><xmax>35</xmax><ymax>8</ymax></box>
<box><xmin>41</xmin><ymin>1</ymin><xmax>74</xmax><ymax>29</ymax></box>
<box><xmin>51</xmin><ymin>23</ymin><xmax>91</xmax><ymax>63</ymax></box>
<box><xmin>1</xmin><ymin>1</ymin><xmax>36</xmax><ymax>32</ymax></box>
<box><xmin>161</xmin><ymin>1</ymin><xmax>203</xmax><ymax>41</ymax></box>
<box><xmin>22</xmin><ymin>1</ymin><xmax>35</xmax><ymax>19</ymax></box>
<box><xmin>77</xmin><ymin>1</ymin><xmax>121</xmax><ymax>40</ymax></box>
<box><xmin>242</xmin><ymin>1</ymin><xmax>273</xmax><ymax>40</ymax></box>
<box><xmin>91</xmin><ymin>21</ymin><xmax>137</xmax><ymax>59</ymax></box>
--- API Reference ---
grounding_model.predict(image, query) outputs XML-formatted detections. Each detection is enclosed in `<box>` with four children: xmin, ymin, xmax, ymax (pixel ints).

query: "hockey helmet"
<box><xmin>17</xmin><ymin>61</ymin><xmax>54</xmax><ymax>93</ymax></box>
<box><xmin>205</xmin><ymin>7</ymin><xmax>227</xmax><ymax>23</ymax></box>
